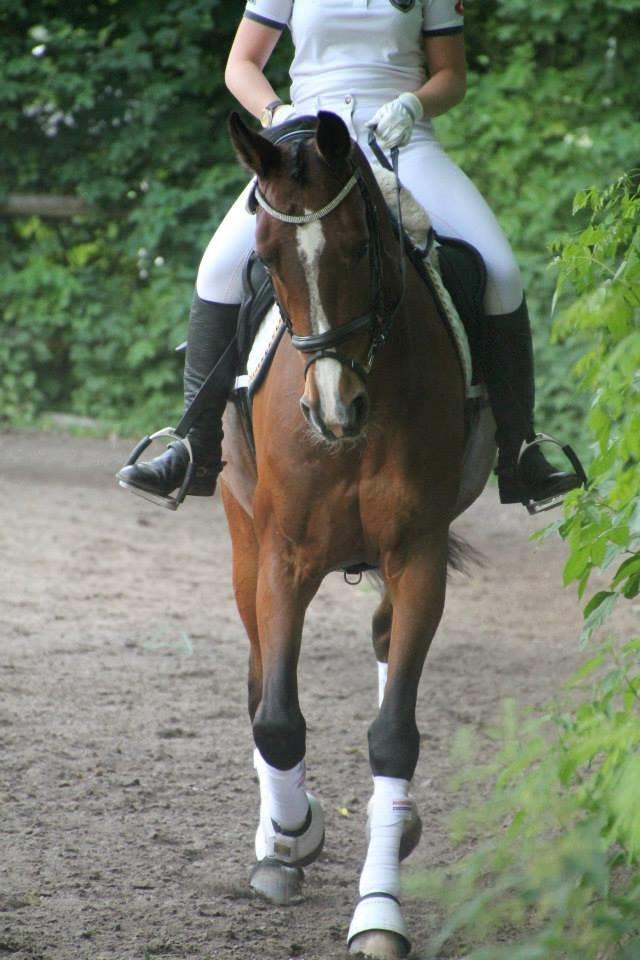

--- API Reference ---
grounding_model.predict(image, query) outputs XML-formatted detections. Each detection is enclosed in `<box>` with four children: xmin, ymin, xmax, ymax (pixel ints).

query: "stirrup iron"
<box><xmin>117</xmin><ymin>427</ymin><xmax>194</xmax><ymax>511</ymax></box>
<box><xmin>518</xmin><ymin>432</ymin><xmax>587</xmax><ymax>515</ymax></box>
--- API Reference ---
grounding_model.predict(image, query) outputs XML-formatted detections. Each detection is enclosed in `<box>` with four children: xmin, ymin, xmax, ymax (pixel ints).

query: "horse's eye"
<box><xmin>356</xmin><ymin>241</ymin><xmax>370</xmax><ymax>261</ymax></box>
<box><xmin>257</xmin><ymin>254</ymin><xmax>272</xmax><ymax>274</ymax></box>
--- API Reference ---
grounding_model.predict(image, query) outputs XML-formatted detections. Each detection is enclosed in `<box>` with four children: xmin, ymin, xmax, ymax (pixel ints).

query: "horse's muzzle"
<box><xmin>300</xmin><ymin>390</ymin><xmax>369</xmax><ymax>442</ymax></box>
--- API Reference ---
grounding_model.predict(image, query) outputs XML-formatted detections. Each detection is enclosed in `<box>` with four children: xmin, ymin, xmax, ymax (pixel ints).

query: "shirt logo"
<box><xmin>389</xmin><ymin>0</ymin><xmax>416</xmax><ymax>11</ymax></box>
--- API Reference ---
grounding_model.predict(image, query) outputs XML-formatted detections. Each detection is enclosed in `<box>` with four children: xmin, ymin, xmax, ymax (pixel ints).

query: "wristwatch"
<box><xmin>260</xmin><ymin>99</ymin><xmax>284</xmax><ymax>128</ymax></box>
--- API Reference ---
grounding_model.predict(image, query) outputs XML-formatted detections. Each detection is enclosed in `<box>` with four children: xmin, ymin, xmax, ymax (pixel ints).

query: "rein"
<box><xmin>248</xmin><ymin>127</ymin><xmax>407</xmax><ymax>383</ymax></box>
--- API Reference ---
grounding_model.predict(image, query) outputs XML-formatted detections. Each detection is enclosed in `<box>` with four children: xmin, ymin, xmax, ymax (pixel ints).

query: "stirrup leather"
<box><xmin>117</xmin><ymin>427</ymin><xmax>194</xmax><ymax>511</ymax></box>
<box><xmin>518</xmin><ymin>432</ymin><xmax>587</xmax><ymax>515</ymax></box>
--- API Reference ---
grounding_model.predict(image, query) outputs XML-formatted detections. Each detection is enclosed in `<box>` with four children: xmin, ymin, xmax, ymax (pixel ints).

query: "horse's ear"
<box><xmin>315</xmin><ymin>111</ymin><xmax>352</xmax><ymax>166</ymax></box>
<box><xmin>228</xmin><ymin>111</ymin><xmax>281</xmax><ymax>178</ymax></box>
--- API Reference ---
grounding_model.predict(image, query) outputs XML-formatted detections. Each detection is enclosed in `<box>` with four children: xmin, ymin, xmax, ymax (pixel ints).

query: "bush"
<box><xmin>412</xmin><ymin>176</ymin><xmax>640</xmax><ymax>960</ymax></box>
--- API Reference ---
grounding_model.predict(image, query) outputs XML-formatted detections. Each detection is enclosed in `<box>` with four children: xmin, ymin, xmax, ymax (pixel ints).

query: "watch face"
<box><xmin>389</xmin><ymin>0</ymin><xmax>416</xmax><ymax>10</ymax></box>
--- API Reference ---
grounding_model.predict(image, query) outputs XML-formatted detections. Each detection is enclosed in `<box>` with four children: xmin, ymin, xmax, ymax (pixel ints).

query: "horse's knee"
<box><xmin>253</xmin><ymin>701</ymin><xmax>306</xmax><ymax>770</ymax></box>
<box><xmin>368</xmin><ymin>711</ymin><xmax>419</xmax><ymax>780</ymax></box>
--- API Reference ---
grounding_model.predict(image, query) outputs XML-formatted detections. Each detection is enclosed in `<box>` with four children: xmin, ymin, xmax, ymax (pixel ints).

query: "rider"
<box><xmin>117</xmin><ymin>0</ymin><xmax>581</xmax><ymax>510</ymax></box>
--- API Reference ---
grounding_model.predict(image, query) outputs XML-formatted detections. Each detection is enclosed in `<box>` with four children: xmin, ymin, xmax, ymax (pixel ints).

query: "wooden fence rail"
<box><xmin>0</xmin><ymin>194</ymin><xmax>96</xmax><ymax>218</ymax></box>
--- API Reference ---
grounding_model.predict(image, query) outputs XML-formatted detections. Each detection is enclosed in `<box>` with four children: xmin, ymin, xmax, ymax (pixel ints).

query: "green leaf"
<box><xmin>580</xmin><ymin>591</ymin><xmax>618</xmax><ymax>644</ymax></box>
<box><xmin>569</xmin><ymin>651</ymin><xmax>606</xmax><ymax>685</ymax></box>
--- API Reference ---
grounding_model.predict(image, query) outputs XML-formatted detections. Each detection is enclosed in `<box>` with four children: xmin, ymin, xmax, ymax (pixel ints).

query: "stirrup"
<box><xmin>518</xmin><ymin>432</ymin><xmax>587</xmax><ymax>515</ymax></box>
<box><xmin>117</xmin><ymin>427</ymin><xmax>194</xmax><ymax>511</ymax></box>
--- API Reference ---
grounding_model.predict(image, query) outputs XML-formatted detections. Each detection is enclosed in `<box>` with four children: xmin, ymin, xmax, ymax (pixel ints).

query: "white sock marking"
<box><xmin>377</xmin><ymin>661</ymin><xmax>389</xmax><ymax>708</ymax></box>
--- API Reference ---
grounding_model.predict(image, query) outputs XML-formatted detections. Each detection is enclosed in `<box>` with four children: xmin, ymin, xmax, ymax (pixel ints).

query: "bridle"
<box><xmin>247</xmin><ymin>126</ymin><xmax>406</xmax><ymax>384</ymax></box>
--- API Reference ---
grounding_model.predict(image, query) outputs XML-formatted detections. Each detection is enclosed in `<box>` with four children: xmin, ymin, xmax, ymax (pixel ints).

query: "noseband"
<box><xmin>247</xmin><ymin>128</ymin><xmax>405</xmax><ymax>384</ymax></box>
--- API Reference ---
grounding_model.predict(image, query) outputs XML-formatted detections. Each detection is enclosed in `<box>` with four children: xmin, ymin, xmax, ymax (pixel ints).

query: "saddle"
<box><xmin>234</xmin><ymin>232</ymin><xmax>488</xmax><ymax>403</ymax></box>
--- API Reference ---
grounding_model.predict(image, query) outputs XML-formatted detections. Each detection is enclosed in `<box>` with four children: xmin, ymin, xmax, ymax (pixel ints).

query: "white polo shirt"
<box><xmin>243</xmin><ymin>0</ymin><xmax>464</xmax><ymax>109</ymax></box>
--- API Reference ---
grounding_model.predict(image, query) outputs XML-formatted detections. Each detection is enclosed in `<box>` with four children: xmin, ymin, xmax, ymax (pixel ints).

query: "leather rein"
<box><xmin>247</xmin><ymin>128</ymin><xmax>407</xmax><ymax>384</ymax></box>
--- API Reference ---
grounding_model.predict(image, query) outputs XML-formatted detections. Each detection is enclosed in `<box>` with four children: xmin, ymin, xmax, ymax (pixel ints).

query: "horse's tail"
<box><xmin>364</xmin><ymin>531</ymin><xmax>482</xmax><ymax>594</ymax></box>
<box><xmin>447</xmin><ymin>531</ymin><xmax>484</xmax><ymax>575</ymax></box>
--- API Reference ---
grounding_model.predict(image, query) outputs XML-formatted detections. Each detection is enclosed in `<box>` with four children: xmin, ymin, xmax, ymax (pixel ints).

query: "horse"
<box><xmin>219</xmin><ymin>109</ymin><xmax>495</xmax><ymax>960</ymax></box>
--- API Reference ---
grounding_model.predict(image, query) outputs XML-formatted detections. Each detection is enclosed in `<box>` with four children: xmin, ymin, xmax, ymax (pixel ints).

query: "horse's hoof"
<box><xmin>399</xmin><ymin>805</ymin><xmax>422</xmax><ymax>861</ymax></box>
<box><xmin>347</xmin><ymin>896</ymin><xmax>410</xmax><ymax>960</ymax></box>
<box><xmin>349</xmin><ymin>931</ymin><xmax>409</xmax><ymax>960</ymax></box>
<box><xmin>249</xmin><ymin>857</ymin><xmax>305</xmax><ymax>905</ymax></box>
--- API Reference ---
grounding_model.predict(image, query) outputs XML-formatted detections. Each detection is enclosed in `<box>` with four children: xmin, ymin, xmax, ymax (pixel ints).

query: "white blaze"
<box><xmin>296</xmin><ymin>220</ymin><xmax>342</xmax><ymax>423</ymax></box>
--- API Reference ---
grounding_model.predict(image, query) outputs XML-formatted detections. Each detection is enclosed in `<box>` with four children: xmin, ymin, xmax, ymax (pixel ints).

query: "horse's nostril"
<box><xmin>300</xmin><ymin>398</ymin><xmax>312</xmax><ymax>422</ymax></box>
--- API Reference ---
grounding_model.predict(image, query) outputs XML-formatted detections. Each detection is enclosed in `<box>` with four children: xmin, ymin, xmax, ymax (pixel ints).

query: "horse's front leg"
<box><xmin>371</xmin><ymin>591</ymin><xmax>423</xmax><ymax>865</ymax></box>
<box><xmin>350</xmin><ymin>533</ymin><xmax>450</xmax><ymax>960</ymax></box>
<box><xmin>249</xmin><ymin>528</ymin><xmax>325</xmax><ymax>904</ymax></box>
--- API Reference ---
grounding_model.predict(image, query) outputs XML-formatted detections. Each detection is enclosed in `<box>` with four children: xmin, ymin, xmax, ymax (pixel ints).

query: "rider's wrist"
<box><xmin>397</xmin><ymin>92</ymin><xmax>424</xmax><ymax>122</ymax></box>
<box><xmin>260</xmin><ymin>98</ymin><xmax>285</xmax><ymax>128</ymax></box>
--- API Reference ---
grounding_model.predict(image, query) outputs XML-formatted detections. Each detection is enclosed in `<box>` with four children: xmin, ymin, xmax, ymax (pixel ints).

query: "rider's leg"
<box><xmin>365</xmin><ymin>129</ymin><xmax>582</xmax><ymax>507</ymax></box>
<box><xmin>117</xmin><ymin>293</ymin><xmax>238</xmax><ymax>498</ymax></box>
<box><xmin>117</xmin><ymin>182</ymin><xmax>256</xmax><ymax>500</ymax></box>
<box><xmin>482</xmin><ymin>297</ymin><xmax>580</xmax><ymax>504</ymax></box>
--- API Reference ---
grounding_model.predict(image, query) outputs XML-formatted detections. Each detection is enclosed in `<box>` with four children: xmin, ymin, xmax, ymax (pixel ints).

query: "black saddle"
<box><xmin>236</xmin><ymin>232</ymin><xmax>487</xmax><ymax>394</ymax></box>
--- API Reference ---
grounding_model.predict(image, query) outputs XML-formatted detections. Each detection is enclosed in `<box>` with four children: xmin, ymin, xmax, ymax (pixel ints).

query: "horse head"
<box><xmin>229</xmin><ymin>111</ymin><xmax>402</xmax><ymax>443</ymax></box>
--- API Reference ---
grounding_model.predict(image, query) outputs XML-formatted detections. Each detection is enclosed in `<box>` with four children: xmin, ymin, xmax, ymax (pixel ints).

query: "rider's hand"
<box><xmin>366</xmin><ymin>92</ymin><xmax>423</xmax><ymax>149</ymax></box>
<box><xmin>273</xmin><ymin>103</ymin><xmax>295</xmax><ymax>125</ymax></box>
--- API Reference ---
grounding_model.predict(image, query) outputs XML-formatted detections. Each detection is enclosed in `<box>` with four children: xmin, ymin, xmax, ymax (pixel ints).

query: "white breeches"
<box><xmin>197</xmin><ymin>105</ymin><xmax>523</xmax><ymax>316</ymax></box>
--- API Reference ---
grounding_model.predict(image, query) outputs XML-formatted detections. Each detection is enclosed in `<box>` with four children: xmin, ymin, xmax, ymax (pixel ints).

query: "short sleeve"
<box><xmin>423</xmin><ymin>0</ymin><xmax>464</xmax><ymax>36</ymax></box>
<box><xmin>243</xmin><ymin>0</ymin><xmax>292</xmax><ymax>31</ymax></box>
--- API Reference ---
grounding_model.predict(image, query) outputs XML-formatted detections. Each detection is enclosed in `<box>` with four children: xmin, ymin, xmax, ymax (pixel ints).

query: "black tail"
<box><xmin>363</xmin><ymin>532</ymin><xmax>482</xmax><ymax>591</ymax></box>
<box><xmin>448</xmin><ymin>531</ymin><xmax>484</xmax><ymax>575</ymax></box>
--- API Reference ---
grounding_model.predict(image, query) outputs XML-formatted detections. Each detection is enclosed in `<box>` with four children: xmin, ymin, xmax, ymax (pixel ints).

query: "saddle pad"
<box><xmin>372</xmin><ymin>166</ymin><xmax>474</xmax><ymax>396</ymax></box>
<box><xmin>424</xmin><ymin>249</ymin><xmax>473</xmax><ymax>394</ymax></box>
<box><xmin>234</xmin><ymin>304</ymin><xmax>285</xmax><ymax>396</ymax></box>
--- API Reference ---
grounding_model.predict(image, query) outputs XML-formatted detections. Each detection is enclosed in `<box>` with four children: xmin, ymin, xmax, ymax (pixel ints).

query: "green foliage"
<box><xmin>413</xmin><ymin>667</ymin><xmax>640</xmax><ymax>960</ymax></box>
<box><xmin>437</xmin><ymin>1</ymin><xmax>640</xmax><ymax>445</ymax></box>
<box><xmin>0</xmin><ymin>1</ymin><xmax>290</xmax><ymax>430</ymax></box>
<box><xmin>1</xmin><ymin>1</ymin><xmax>638</xmax><ymax>436</ymax></box>
<box><xmin>411</xmin><ymin>177</ymin><xmax>640</xmax><ymax>959</ymax></box>
<box><xmin>552</xmin><ymin>176</ymin><xmax>640</xmax><ymax>615</ymax></box>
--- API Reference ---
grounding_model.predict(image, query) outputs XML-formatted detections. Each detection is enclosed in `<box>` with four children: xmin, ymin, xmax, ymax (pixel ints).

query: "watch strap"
<box><xmin>261</xmin><ymin>98</ymin><xmax>285</xmax><ymax>128</ymax></box>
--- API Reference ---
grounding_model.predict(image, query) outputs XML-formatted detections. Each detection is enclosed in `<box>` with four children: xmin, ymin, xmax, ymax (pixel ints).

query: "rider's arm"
<box><xmin>414</xmin><ymin>34</ymin><xmax>467</xmax><ymax>118</ymax></box>
<box><xmin>225</xmin><ymin>18</ymin><xmax>284</xmax><ymax>121</ymax></box>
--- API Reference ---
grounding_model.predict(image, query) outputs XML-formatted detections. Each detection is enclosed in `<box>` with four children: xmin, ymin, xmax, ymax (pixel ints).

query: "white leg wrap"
<box><xmin>253</xmin><ymin>749</ymin><xmax>325</xmax><ymax>867</ymax></box>
<box><xmin>254</xmin><ymin>749</ymin><xmax>309</xmax><ymax>830</ymax></box>
<box><xmin>348</xmin><ymin>777</ymin><xmax>412</xmax><ymax>951</ymax></box>
<box><xmin>377</xmin><ymin>661</ymin><xmax>388</xmax><ymax>708</ymax></box>
<box><xmin>359</xmin><ymin>776</ymin><xmax>410</xmax><ymax>899</ymax></box>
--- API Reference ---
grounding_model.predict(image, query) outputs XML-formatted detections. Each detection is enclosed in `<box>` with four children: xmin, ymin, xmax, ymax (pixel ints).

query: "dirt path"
<box><xmin>0</xmin><ymin>428</ymin><xmax>603</xmax><ymax>960</ymax></box>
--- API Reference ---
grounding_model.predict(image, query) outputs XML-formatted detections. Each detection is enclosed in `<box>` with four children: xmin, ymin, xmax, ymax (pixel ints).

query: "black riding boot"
<box><xmin>482</xmin><ymin>298</ymin><xmax>581</xmax><ymax>508</ymax></box>
<box><xmin>116</xmin><ymin>293</ymin><xmax>239</xmax><ymax>502</ymax></box>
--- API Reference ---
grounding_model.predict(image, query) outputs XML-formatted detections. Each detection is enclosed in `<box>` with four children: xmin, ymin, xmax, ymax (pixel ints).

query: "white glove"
<box><xmin>366</xmin><ymin>92</ymin><xmax>424</xmax><ymax>149</ymax></box>
<box><xmin>272</xmin><ymin>102</ymin><xmax>295</xmax><ymax>125</ymax></box>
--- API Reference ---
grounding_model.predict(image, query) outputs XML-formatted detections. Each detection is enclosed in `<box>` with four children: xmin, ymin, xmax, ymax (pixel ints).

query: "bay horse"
<box><xmin>220</xmin><ymin>110</ymin><xmax>494</xmax><ymax>959</ymax></box>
